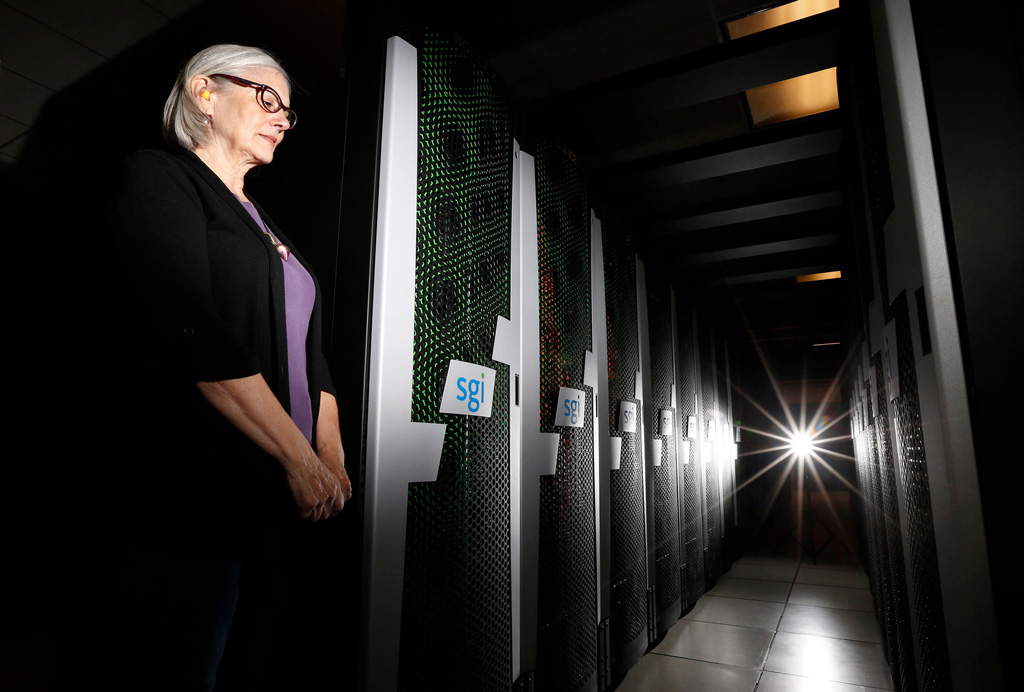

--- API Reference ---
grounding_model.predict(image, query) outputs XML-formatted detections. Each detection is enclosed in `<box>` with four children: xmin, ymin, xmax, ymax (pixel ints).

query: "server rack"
<box><xmin>600</xmin><ymin>212</ymin><xmax>650</xmax><ymax>676</ymax></box>
<box><xmin>677</xmin><ymin>306</ymin><xmax>706</xmax><ymax>603</ymax></box>
<box><xmin>361</xmin><ymin>33</ymin><xmax>516</xmax><ymax>692</ymax></box>
<box><xmin>644</xmin><ymin>279</ymin><xmax>684</xmax><ymax>635</ymax></box>
<box><xmin>531</xmin><ymin>138</ymin><xmax>598</xmax><ymax>692</ymax></box>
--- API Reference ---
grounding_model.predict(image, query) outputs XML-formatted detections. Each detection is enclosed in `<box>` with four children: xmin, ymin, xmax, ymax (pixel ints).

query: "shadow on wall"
<box><xmin>6</xmin><ymin>1</ymin><xmax>360</xmax><ymax>689</ymax></box>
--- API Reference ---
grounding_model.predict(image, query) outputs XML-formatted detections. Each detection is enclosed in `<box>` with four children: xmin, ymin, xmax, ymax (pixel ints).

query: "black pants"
<box><xmin>120</xmin><ymin>549</ymin><xmax>241</xmax><ymax>691</ymax></box>
<box><xmin>117</xmin><ymin>532</ymin><xmax>285</xmax><ymax>692</ymax></box>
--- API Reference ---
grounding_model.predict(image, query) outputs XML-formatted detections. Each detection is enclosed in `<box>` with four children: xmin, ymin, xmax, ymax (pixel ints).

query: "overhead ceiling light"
<box><xmin>726</xmin><ymin>1</ymin><xmax>841</xmax><ymax>127</ymax></box>
<box><xmin>726</xmin><ymin>0</ymin><xmax>840</xmax><ymax>40</ymax></box>
<box><xmin>813</xmin><ymin>342</ymin><xmax>841</xmax><ymax>347</ymax></box>
<box><xmin>745</xmin><ymin>67</ymin><xmax>839</xmax><ymax>127</ymax></box>
<box><xmin>796</xmin><ymin>270</ymin><xmax>842</xmax><ymax>283</ymax></box>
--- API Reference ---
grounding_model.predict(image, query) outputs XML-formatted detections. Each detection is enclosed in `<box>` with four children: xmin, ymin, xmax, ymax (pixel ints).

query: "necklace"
<box><xmin>250</xmin><ymin>204</ymin><xmax>291</xmax><ymax>261</ymax></box>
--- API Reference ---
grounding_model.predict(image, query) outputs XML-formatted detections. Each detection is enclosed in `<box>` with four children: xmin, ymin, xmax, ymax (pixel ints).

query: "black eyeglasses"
<box><xmin>210</xmin><ymin>73</ymin><xmax>298</xmax><ymax>129</ymax></box>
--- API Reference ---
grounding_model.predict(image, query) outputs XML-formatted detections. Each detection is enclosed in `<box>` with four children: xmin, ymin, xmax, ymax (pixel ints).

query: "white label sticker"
<box><xmin>610</xmin><ymin>436</ymin><xmax>623</xmax><ymax>470</ymax></box>
<box><xmin>681</xmin><ymin>439</ymin><xmax>691</xmax><ymax>464</ymax></box>
<box><xmin>555</xmin><ymin>387</ymin><xmax>586</xmax><ymax>428</ymax></box>
<box><xmin>439</xmin><ymin>360</ymin><xmax>497</xmax><ymax>418</ymax></box>
<box><xmin>659</xmin><ymin>409</ymin><xmax>674</xmax><ymax>436</ymax></box>
<box><xmin>619</xmin><ymin>400</ymin><xmax>638</xmax><ymax>433</ymax></box>
<box><xmin>687</xmin><ymin>415</ymin><xmax>697</xmax><ymax>439</ymax></box>
<box><xmin>708</xmin><ymin>419</ymin><xmax>717</xmax><ymax>440</ymax></box>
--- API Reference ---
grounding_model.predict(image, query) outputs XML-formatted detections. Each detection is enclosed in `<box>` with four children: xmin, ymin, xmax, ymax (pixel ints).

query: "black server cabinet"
<box><xmin>677</xmin><ymin>306</ymin><xmax>706</xmax><ymax>603</ymax></box>
<box><xmin>398</xmin><ymin>29</ymin><xmax>514</xmax><ymax>692</ymax></box>
<box><xmin>532</xmin><ymin>139</ymin><xmax>598</xmax><ymax>692</ymax></box>
<box><xmin>600</xmin><ymin>212</ymin><xmax>649</xmax><ymax>675</ymax></box>
<box><xmin>361</xmin><ymin>32</ymin><xmax>515</xmax><ymax>692</ymax></box>
<box><xmin>645</xmin><ymin>280</ymin><xmax>684</xmax><ymax>634</ymax></box>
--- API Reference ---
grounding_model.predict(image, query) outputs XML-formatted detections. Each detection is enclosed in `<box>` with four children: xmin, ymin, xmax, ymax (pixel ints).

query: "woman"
<box><xmin>110</xmin><ymin>44</ymin><xmax>350</xmax><ymax>688</ymax></box>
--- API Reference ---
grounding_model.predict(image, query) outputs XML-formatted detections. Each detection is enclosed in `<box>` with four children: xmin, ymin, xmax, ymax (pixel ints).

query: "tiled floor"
<box><xmin>615</xmin><ymin>543</ymin><xmax>891</xmax><ymax>692</ymax></box>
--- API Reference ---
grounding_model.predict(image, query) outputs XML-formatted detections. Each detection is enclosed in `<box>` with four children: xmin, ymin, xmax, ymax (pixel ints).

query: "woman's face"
<box><xmin>206</xmin><ymin>67</ymin><xmax>292</xmax><ymax>166</ymax></box>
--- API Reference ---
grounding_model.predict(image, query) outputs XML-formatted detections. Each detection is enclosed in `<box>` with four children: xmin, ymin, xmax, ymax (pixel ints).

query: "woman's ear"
<box><xmin>189</xmin><ymin>75</ymin><xmax>214</xmax><ymax>112</ymax></box>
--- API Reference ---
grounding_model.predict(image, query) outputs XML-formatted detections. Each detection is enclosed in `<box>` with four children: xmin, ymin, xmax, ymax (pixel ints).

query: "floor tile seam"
<box><xmin>790</xmin><ymin>552</ymin><xmax>864</xmax><ymax>569</ymax></box>
<box><xmin>795</xmin><ymin>581</ymin><xmax>870</xmax><ymax>591</ymax></box>
<box><xmin>757</xmin><ymin>669</ymin><xmax>894</xmax><ymax>691</ymax></box>
<box><xmin>763</xmin><ymin>630</ymin><xmax>778</xmax><ymax>671</ymax></box>
<box><xmin>773</xmin><ymin>630</ymin><xmax>887</xmax><ymax>651</ymax></box>
<box><xmin>698</xmin><ymin>594</ymin><xmax>788</xmax><ymax>607</ymax></box>
<box><xmin>649</xmin><ymin>650</ymin><xmax>766</xmax><ymax>672</ymax></box>
<box><xmin>798</xmin><ymin>563</ymin><xmax>866</xmax><ymax>573</ymax></box>
<box><xmin>706</xmin><ymin>593</ymin><xmax>789</xmax><ymax>604</ymax></box>
<box><xmin>774</xmin><ymin>626</ymin><xmax>884</xmax><ymax>645</ymax></box>
<box><xmin>734</xmin><ymin>559</ymin><xmax>801</xmax><ymax>568</ymax></box>
<box><xmin>727</xmin><ymin>576</ymin><xmax>797</xmax><ymax>584</ymax></box>
<box><xmin>797</xmin><ymin>566</ymin><xmax>870</xmax><ymax>576</ymax></box>
<box><xmin>720</xmin><ymin>575</ymin><xmax>795</xmax><ymax>585</ymax></box>
<box><xmin>683</xmin><ymin>615</ymin><xmax>780</xmax><ymax>633</ymax></box>
<box><xmin>784</xmin><ymin>601</ymin><xmax>873</xmax><ymax>613</ymax></box>
<box><xmin>792</xmin><ymin>583</ymin><xmax>872</xmax><ymax>594</ymax></box>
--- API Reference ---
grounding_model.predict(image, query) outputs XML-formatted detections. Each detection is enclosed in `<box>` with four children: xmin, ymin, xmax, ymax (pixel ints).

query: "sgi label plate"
<box><xmin>555</xmin><ymin>387</ymin><xmax>586</xmax><ymax>428</ymax></box>
<box><xmin>659</xmin><ymin>409</ymin><xmax>674</xmax><ymax>436</ymax></box>
<box><xmin>619</xmin><ymin>400</ymin><xmax>638</xmax><ymax>433</ymax></box>
<box><xmin>440</xmin><ymin>360</ymin><xmax>497</xmax><ymax>418</ymax></box>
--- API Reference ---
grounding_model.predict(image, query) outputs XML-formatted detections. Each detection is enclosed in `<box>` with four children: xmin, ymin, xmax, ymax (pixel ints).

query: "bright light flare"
<box><xmin>789</xmin><ymin>431</ymin><xmax>814</xmax><ymax>459</ymax></box>
<box><xmin>728</xmin><ymin>318</ymin><xmax>862</xmax><ymax>548</ymax></box>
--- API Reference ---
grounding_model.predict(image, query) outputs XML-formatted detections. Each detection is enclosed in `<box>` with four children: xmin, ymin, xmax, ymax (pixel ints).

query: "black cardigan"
<box><xmin>110</xmin><ymin>149</ymin><xmax>334</xmax><ymax>543</ymax></box>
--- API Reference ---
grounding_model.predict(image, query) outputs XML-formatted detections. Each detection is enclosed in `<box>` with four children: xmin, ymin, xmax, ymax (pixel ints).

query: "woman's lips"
<box><xmin>260</xmin><ymin>134</ymin><xmax>277</xmax><ymax>145</ymax></box>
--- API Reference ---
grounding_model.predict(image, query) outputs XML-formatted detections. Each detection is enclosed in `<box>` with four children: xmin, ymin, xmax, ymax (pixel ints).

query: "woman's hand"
<box><xmin>318</xmin><ymin>446</ymin><xmax>352</xmax><ymax>506</ymax></box>
<box><xmin>316</xmin><ymin>392</ymin><xmax>352</xmax><ymax>510</ymax></box>
<box><xmin>197</xmin><ymin>375</ymin><xmax>344</xmax><ymax>522</ymax></box>
<box><xmin>284</xmin><ymin>452</ymin><xmax>344</xmax><ymax>521</ymax></box>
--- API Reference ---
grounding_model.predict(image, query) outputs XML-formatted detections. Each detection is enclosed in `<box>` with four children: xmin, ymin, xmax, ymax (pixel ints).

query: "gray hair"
<box><xmin>162</xmin><ymin>44</ymin><xmax>291</xmax><ymax>150</ymax></box>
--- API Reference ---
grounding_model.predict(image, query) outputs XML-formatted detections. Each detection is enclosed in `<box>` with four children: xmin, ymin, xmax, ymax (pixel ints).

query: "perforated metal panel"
<box><xmin>890</xmin><ymin>294</ymin><xmax>952</xmax><ymax>692</ymax></box>
<box><xmin>647</xmin><ymin>284</ymin><xmax>681</xmax><ymax>632</ymax></box>
<box><xmin>855</xmin><ymin>424</ymin><xmax>889</xmax><ymax>659</ymax></box>
<box><xmin>698</xmin><ymin>322</ymin><xmax>721</xmax><ymax>585</ymax></box>
<box><xmin>398</xmin><ymin>28</ymin><xmax>513</xmax><ymax>692</ymax></box>
<box><xmin>869</xmin><ymin>354</ymin><xmax>918</xmax><ymax>692</ymax></box>
<box><xmin>534</xmin><ymin>139</ymin><xmax>597</xmax><ymax>692</ymax></box>
<box><xmin>676</xmin><ymin>308</ymin><xmax>703</xmax><ymax>602</ymax></box>
<box><xmin>600</xmin><ymin>209</ymin><xmax>648</xmax><ymax>671</ymax></box>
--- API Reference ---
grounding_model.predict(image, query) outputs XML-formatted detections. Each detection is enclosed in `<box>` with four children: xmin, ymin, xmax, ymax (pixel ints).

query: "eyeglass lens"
<box><xmin>259</xmin><ymin>88</ymin><xmax>297</xmax><ymax>128</ymax></box>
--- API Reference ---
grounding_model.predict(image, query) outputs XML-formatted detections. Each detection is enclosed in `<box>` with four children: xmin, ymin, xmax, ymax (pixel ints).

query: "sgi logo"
<box><xmin>618</xmin><ymin>400</ymin><xmax>638</xmax><ymax>433</ymax></box>
<box><xmin>554</xmin><ymin>387</ymin><xmax>585</xmax><ymax>428</ymax></box>
<box><xmin>440</xmin><ymin>360</ymin><xmax>496</xmax><ymax>418</ymax></box>
<box><xmin>457</xmin><ymin>374</ymin><xmax>486</xmax><ymax>413</ymax></box>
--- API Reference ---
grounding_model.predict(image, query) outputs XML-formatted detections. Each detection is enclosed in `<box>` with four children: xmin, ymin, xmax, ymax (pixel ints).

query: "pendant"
<box><xmin>276</xmin><ymin>243</ymin><xmax>291</xmax><ymax>261</ymax></box>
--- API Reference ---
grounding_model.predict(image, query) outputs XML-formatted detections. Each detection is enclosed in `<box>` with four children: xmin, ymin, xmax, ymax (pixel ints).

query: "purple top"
<box><xmin>239</xmin><ymin>199</ymin><xmax>316</xmax><ymax>442</ymax></box>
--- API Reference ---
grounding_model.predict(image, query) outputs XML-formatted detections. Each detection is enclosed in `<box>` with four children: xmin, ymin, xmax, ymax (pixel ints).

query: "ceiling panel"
<box><xmin>4</xmin><ymin>0</ymin><xmax>167</xmax><ymax>58</ymax></box>
<box><xmin>0</xmin><ymin>4</ymin><xmax>106</xmax><ymax>91</ymax></box>
<box><xmin>0</xmin><ymin>67</ymin><xmax>56</xmax><ymax>125</ymax></box>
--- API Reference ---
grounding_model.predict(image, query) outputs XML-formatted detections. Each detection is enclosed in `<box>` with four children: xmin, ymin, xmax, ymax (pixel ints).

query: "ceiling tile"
<box><xmin>5</xmin><ymin>0</ymin><xmax>168</xmax><ymax>58</ymax></box>
<box><xmin>0</xmin><ymin>68</ymin><xmax>56</xmax><ymax>124</ymax></box>
<box><xmin>1</xmin><ymin>131</ymin><xmax>29</xmax><ymax>157</ymax></box>
<box><xmin>0</xmin><ymin>4</ymin><xmax>105</xmax><ymax>90</ymax></box>
<box><xmin>0</xmin><ymin>114</ymin><xmax>30</xmax><ymax>147</ymax></box>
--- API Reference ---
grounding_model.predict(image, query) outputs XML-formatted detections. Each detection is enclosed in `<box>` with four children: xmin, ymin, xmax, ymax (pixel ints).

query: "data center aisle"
<box><xmin>616</xmin><ymin>542</ymin><xmax>891</xmax><ymax>692</ymax></box>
